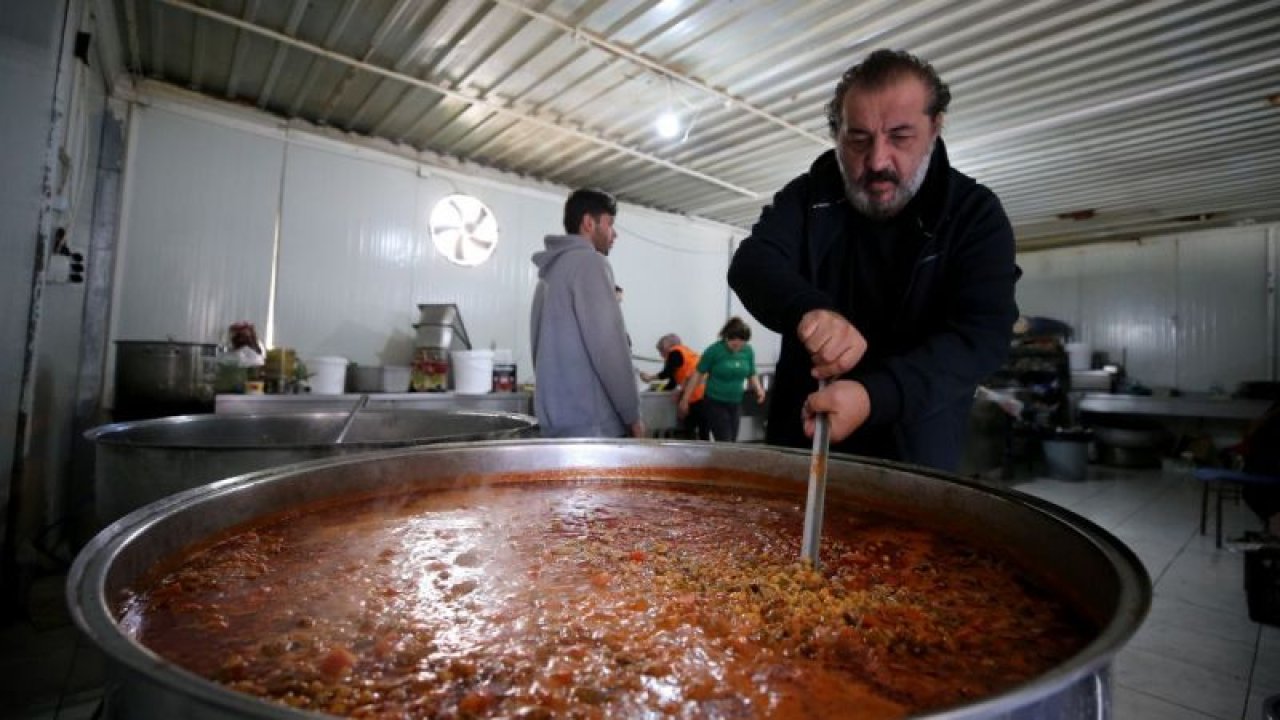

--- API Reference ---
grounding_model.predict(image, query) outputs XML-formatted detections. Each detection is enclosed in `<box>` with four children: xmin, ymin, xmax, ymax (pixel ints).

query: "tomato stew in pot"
<box><xmin>118</xmin><ymin>478</ymin><xmax>1092</xmax><ymax>719</ymax></box>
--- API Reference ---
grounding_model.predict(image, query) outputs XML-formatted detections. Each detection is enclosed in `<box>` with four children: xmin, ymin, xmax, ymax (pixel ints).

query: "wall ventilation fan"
<box><xmin>429</xmin><ymin>194</ymin><xmax>499</xmax><ymax>266</ymax></box>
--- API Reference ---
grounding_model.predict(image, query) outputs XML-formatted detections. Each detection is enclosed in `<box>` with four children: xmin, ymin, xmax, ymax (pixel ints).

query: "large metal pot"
<box><xmin>84</xmin><ymin>410</ymin><xmax>537</xmax><ymax>528</ymax></box>
<box><xmin>69</xmin><ymin>441</ymin><xmax>1150</xmax><ymax>719</ymax></box>
<box><xmin>113</xmin><ymin>340</ymin><xmax>218</xmax><ymax>420</ymax></box>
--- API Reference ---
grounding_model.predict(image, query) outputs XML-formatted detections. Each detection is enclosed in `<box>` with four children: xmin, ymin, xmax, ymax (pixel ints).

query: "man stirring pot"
<box><xmin>729</xmin><ymin>49</ymin><xmax>1020</xmax><ymax>471</ymax></box>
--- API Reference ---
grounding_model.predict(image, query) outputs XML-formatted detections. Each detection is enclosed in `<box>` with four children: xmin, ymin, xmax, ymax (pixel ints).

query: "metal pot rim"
<box><xmin>68</xmin><ymin>439</ymin><xmax>1150</xmax><ymax>720</ymax></box>
<box><xmin>114</xmin><ymin>339</ymin><xmax>218</xmax><ymax>348</ymax></box>
<box><xmin>83</xmin><ymin>410</ymin><xmax>538</xmax><ymax>450</ymax></box>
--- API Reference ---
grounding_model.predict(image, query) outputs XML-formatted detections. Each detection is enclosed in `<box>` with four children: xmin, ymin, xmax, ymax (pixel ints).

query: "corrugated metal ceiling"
<box><xmin>107</xmin><ymin>0</ymin><xmax>1280</xmax><ymax>248</ymax></box>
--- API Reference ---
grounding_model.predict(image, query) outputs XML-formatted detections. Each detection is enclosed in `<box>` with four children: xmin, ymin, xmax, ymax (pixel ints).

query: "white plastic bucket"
<box><xmin>310</xmin><ymin>356</ymin><xmax>349</xmax><ymax>395</ymax></box>
<box><xmin>1065</xmin><ymin>342</ymin><xmax>1092</xmax><ymax>371</ymax></box>
<box><xmin>451</xmin><ymin>350</ymin><xmax>494</xmax><ymax>395</ymax></box>
<box><xmin>380</xmin><ymin>365</ymin><xmax>411</xmax><ymax>393</ymax></box>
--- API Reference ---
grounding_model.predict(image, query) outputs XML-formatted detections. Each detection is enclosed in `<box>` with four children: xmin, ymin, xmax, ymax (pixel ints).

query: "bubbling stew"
<box><xmin>118</xmin><ymin>478</ymin><xmax>1092</xmax><ymax>719</ymax></box>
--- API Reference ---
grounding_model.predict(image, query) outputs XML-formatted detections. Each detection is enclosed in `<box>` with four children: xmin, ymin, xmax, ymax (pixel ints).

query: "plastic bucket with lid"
<box><xmin>451</xmin><ymin>350</ymin><xmax>494</xmax><ymax>395</ymax></box>
<box><xmin>310</xmin><ymin>356</ymin><xmax>348</xmax><ymax>395</ymax></box>
<box><xmin>1065</xmin><ymin>342</ymin><xmax>1092</xmax><ymax>371</ymax></box>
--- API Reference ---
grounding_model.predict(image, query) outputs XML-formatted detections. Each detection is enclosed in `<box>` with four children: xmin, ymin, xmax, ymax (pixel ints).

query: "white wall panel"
<box><xmin>115</xmin><ymin>106</ymin><xmax>281</xmax><ymax>343</ymax></box>
<box><xmin>1080</xmin><ymin>240</ymin><xmax>1177</xmax><ymax>388</ymax></box>
<box><xmin>1175</xmin><ymin>227</ymin><xmax>1270</xmax><ymax>391</ymax></box>
<box><xmin>411</xmin><ymin>175</ymin><xmax>560</xmax><ymax>382</ymax></box>
<box><xmin>113</xmin><ymin>89</ymin><xmax>1280</xmax><ymax>401</ymax></box>
<box><xmin>1273</xmin><ymin>225</ymin><xmax>1280</xmax><ymax>382</ymax></box>
<box><xmin>1018</xmin><ymin>225</ymin><xmax>1278</xmax><ymax>393</ymax></box>
<box><xmin>112</xmin><ymin>94</ymin><xmax>743</xmax><ymax>389</ymax></box>
<box><xmin>274</xmin><ymin>144</ymin><xmax>419</xmax><ymax>365</ymax></box>
<box><xmin>613</xmin><ymin>210</ymin><xmax>735</xmax><ymax>368</ymax></box>
<box><xmin>32</xmin><ymin>34</ymin><xmax>108</xmax><ymax>534</ymax></box>
<box><xmin>1013</xmin><ymin>250</ymin><xmax>1083</xmax><ymax>333</ymax></box>
<box><xmin>1</xmin><ymin>1</ymin><xmax>65</xmax><ymax>522</ymax></box>
<box><xmin>726</xmin><ymin>234</ymin><xmax>781</xmax><ymax>369</ymax></box>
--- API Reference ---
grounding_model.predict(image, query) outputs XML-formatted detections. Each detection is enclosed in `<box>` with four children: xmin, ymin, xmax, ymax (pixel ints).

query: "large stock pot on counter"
<box><xmin>112</xmin><ymin>340</ymin><xmax>219</xmax><ymax>420</ymax></box>
<box><xmin>69</xmin><ymin>440</ymin><xmax>1149</xmax><ymax>720</ymax></box>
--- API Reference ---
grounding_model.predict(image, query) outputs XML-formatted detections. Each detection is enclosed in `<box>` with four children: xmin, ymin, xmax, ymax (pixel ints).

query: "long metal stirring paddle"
<box><xmin>334</xmin><ymin>394</ymin><xmax>369</xmax><ymax>444</ymax></box>
<box><xmin>801</xmin><ymin>379</ymin><xmax>830</xmax><ymax>566</ymax></box>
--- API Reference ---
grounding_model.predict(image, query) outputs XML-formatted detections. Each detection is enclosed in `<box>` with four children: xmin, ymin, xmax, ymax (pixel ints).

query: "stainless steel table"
<box><xmin>217</xmin><ymin>390</ymin><xmax>682</xmax><ymax>436</ymax></box>
<box><xmin>217</xmin><ymin>392</ymin><xmax>532</xmax><ymax>415</ymax></box>
<box><xmin>1077</xmin><ymin>393</ymin><xmax>1271</xmax><ymax>421</ymax></box>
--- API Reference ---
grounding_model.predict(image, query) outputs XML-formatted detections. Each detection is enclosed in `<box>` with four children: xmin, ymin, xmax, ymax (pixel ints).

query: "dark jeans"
<box><xmin>703</xmin><ymin>398</ymin><xmax>742</xmax><ymax>442</ymax></box>
<box><xmin>682</xmin><ymin>400</ymin><xmax>710</xmax><ymax>440</ymax></box>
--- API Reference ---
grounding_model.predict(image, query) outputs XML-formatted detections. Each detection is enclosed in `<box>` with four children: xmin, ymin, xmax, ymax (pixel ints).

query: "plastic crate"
<box><xmin>1245</xmin><ymin>548</ymin><xmax>1280</xmax><ymax>626</ymax></box>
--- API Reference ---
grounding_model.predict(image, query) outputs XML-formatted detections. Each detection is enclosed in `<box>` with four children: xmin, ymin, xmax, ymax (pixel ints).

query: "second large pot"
<box><xmin>84</xmin><ymin>409</ymin><xmax>538</xmax><ymax>528</ymax></box>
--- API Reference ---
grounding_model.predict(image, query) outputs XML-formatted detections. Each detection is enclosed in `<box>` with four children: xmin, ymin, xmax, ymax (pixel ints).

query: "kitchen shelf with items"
<box><xmin>989</xmin><ymin>337</ymin><xmax>1072</xmax><ymax>430</ymax></box>
<box><xmin>980</xmin><ymin>317</ymin><xmax>1080</xmax><ymax>480</ymax></box>
<box><xmin>412</xmin><ymin>303</ymin><xmax>471</xmax><ymax>392</ymax></box>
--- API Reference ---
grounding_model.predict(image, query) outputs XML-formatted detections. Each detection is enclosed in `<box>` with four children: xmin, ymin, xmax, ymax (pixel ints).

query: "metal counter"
<box><xmin>217</xmin><ymin>392</ymin><xmax>532</xmax><ymax>415</ymax></box>
<box><xmin>1077</xmin><ymin>393</ymin><xmax>1271</xmax><ymax>421</ymax></box>
<box><xmin>216</xmin><ymin>391</ymin><xmax>682</xmax><ymax>435</ymax></box>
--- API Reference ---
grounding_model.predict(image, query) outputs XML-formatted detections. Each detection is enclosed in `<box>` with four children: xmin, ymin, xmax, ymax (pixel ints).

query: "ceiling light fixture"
<box><xmin>655</xmin><ymin>76</ymin><xmax>699</xmax><ymax>142</ymax></box>
<box><xmin>655</xmin><ymin>111</ymin><xmax>681</xmax><ymax>139</ymax></box>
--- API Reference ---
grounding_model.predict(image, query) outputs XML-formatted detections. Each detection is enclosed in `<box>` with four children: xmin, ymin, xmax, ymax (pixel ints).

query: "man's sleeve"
<box><xmin>728</xmin><ymin>178</ymin><xmax>836</xmax><ymax>336</ymax></box>
<box><xmin>854</xmin><ymin>189</ymin><xmax>1020</xmax><ymax>427</ymax></box>
<box><xmin>658</xmin><ymin>351</ymin><xmax>682</xmax><ymax>384</ymax></box>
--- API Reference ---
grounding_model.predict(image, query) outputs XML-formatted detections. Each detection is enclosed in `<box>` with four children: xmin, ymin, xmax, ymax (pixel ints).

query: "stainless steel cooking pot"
<box><xmin>69</xmin><ymin>441</ymin><xmax>1150</xmax><ymax>719</ymax></box>
<box><xmin>84</xmin><ymin>410</ymin><xmax>537</xmax><ymax>528</ymax></box>
<box><xmin>113</xmin><ymin>340</ymin><xmax>218</xmax><ymax>419</ymax></box>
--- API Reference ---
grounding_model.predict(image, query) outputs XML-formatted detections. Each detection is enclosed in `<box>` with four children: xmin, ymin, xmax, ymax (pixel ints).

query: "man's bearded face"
<box><xmin>834</xmin><ymin>76</ymin><xmax>941</xmax><ymax>220</ymax></box>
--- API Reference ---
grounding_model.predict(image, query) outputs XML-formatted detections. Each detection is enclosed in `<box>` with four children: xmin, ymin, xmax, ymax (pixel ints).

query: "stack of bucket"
<box><xmin>409</xmin><ymin>304</ymin><xmax>517</xmax><ymax>394</ymax></box>
<box><xmin>413</xmin><ymin>303</ymin><xmax>470</xmax><ymax>392</ymax></box>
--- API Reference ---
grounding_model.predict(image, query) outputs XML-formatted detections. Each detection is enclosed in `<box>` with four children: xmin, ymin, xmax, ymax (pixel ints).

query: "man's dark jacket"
<box><xmin>728</xmin><ymin>139</ymin><xmax>1019</xmax><ymax>471</ymax></box>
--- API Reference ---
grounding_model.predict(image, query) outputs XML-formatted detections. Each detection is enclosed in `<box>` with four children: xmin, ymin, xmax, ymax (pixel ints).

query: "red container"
<box><xmin>492</xmin><ymin>363</ymin><xmax>517</xmax><ymax>392</ymax></box>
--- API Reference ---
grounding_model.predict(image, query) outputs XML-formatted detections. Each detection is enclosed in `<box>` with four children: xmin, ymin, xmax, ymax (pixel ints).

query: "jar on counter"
<box><xmin>492</xmin><ymin>363</ymin><xmax>517</xmax><ymax>392</ymax></box>
<box><xmin>264</xmin><ymin>347</ymin><xmax>297</xmax><ymax>394</ymax></box>
<box><xmin>491</xmin><ymin>348</ymin><xmax>516</xmax><ymax>392</ymax></box>
<box><xmin>411</xmin><ymin>347</ymin><xmax>449</xmax><ymax>392</ymax></box>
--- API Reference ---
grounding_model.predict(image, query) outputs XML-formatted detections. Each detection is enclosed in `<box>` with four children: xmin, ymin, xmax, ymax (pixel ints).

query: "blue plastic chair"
<box><xmin>1194</xmin><ymin>467</ymin><xmax>1280</xmax><ymax>548</ymax></box>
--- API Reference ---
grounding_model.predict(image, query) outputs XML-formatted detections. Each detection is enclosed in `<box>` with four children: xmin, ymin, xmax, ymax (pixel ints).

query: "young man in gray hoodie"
<box><xmin>530</xmin><ymin>189</ymin><xmax>646</xmax><ymax>438</ymax></box>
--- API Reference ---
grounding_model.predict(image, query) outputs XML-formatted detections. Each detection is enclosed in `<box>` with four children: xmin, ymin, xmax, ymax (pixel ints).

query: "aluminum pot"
<box><xmin>113</xmin><ymin>340</ymin><xmax>218</xmax><ymax>419</ymax></box>
<box><xmin>83</xmin><ymin>410</ymin><xmax>537</xmax><ymax>528</ymax></box>
<box><xmin>69</xmin><ymin>441</ymin><xmax>1150</xmax><ymax>720</ymax></box>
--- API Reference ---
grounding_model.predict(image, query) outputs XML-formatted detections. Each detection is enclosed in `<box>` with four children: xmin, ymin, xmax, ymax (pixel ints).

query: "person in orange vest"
<box><xmin>642</xmin><ymin>333</ymin><xmax>708</xmax><ymax>439</ymax></box>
